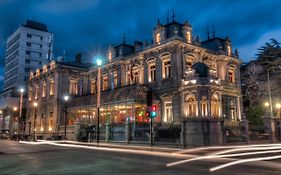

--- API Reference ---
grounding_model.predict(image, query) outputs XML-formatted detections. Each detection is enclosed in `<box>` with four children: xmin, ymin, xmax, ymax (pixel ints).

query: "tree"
<box><xmin>246</xmin><ymin>106</ymin><xmax>263</xmax><ymax>126</ymax></box>
<box><xmin>257</xmin><ymin>38</ymin><xmax>281</xmax><ymax>61</ymax></box>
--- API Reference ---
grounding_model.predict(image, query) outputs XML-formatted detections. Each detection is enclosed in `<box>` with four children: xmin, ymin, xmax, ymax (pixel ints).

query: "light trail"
<box><xmin>210</xmin><ymin>155</ymin><xmax>281</xmax><ymax>172</ymax></box>
<box><xmin>20</xmin><ymin>141</ymin><xmax>193</xmax><ymax>160</ymax></box>
<box><xmin>174</xmin><ymin>143</ymin><xmax>281</xmax><ymax>154</ymax></box>
<box><xmin>210</xmin><ymin>145</ymin><xmax>281</xmax><ymax>156</ymax></box>
<box><xmin>167</xmin><ymin>148</ymin><xmax>281</xmax><ymax>167</ymax></box>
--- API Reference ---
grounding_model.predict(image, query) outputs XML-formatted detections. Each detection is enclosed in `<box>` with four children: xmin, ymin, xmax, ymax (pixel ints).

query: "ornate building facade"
<box><xmin>26</xmin><ymin>18</ymin><xmax>242</xmax><ymax>145</ymax></box>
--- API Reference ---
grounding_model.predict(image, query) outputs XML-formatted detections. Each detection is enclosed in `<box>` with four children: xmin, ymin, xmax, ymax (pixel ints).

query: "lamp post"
<box><xmin>96</xmin><ymin>58</ymin><xmax>102</xmax><ymax>144</ymax></box>
<box><xmin>33</xmin><ymin>102</ymin><xmax>38</xmax><ymax>141</ymax></box>
<box><xmin>63</xmin><ymin>95</ymin><xmax>69</xmax><ymax>140</ymax></box>
<box><xmin>13</xmin><ymin>107</ymin><xmax>17</xmax><ymax>136</ymax></box>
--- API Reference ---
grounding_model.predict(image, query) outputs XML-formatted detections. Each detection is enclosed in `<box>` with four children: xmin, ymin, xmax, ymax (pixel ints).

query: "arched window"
<box><xmin>185</xmin><ymin>55</ymin><xmax>194</xmax><ymax>70</ymax></box>
<box><xmin>211</xmin><ymin>94</ymin><xmax>219</xmax><ymax>117</ymax></box>
<box><xmin>228</xmin><ymin>67</ymin><xmax>235</xmax><ymax>83</ymax></box>
<box><xmin>186</xmin><ymin>96</ymin><xmax>196</xmax><ymax>117</ymax></box>
<box><xmin>186</xmin><ymin>31</ymin><xmax>191</xmax><ymax>43</ymax></box>
<box><xmin>201</xmin><ymin>97</ymin><xmax>208</xmax><ymax>117</ymax></box>
<box><xmin>156</xmin><ymin>33</ymin><xmax>161</xmax><ymax>44</ymax></box>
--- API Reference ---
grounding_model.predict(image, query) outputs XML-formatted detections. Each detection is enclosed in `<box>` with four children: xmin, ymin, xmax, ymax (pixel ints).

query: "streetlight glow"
<box><xmin>33</xmin><ymin>102</ymin><xmax>38</xmax><ymax>107</ymax></box>
<box><xmin>19</xmin><ymin>88</ymin><xmax>24</xmax><ymax>93</ymax></box>
<box><xmin>264</xmin><ymin>102</ymin><xmax>270</xmax><ymax>107</ymax></box>
<box><xmin>13</xmin><ymin>107</ymin><xmax>17</xmax><ymax>111</ymax></box>
<box><xmin>96</xmin><ymin>59</ymin><xmax>102</xmax><ymax>66</ymax></box>
<box><xmin>276</xmin><ymin>103</ymin><xmax>281</xmax><ymax>109</ymax></box>
<box><xmin>64</xmin><ymin>95</ymin><xmax>69</xmax><ymax>101</ymax></box>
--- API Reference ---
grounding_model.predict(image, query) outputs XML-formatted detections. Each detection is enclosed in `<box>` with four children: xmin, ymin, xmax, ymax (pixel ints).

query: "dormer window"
<box><xmin>228</xmin><ymin>67</ymin><xmax>235</xmax><ymax>83</ymax></box>
<box><xmin>156</xmin><ymin>33</ymin><xmax>161</xmax><ymax>44</ymax></box>
<box><xmin>69</xmin><ymin>79</ymin><xmax>78</xmax><ymax>95</ymax></box>
<box><xmin>227</xmin><ymin>45</ymin><xmax>231</xmax><ymax>56</ymax></box>
<box><xmin>50</xmin><ymin>61</ymin><xmax>56</xmax><ymax>70</ymax></box>
<box><xmin>108</xmin><ymin>52</ymin><xmax>112</xmax><ymax>62</ymax></box>
<box><xmin>43</xmin><ymin>65</ymin><xmax>48</xmax><ymax>73</ymax></box>
<box><xmin>186</xmin><ymin>31</ymin><xmax>191</xmax><ymax>43</ymax></box>
<box><xmin>113</xmin><ymin>71</ymin><xmax>118</xmax><ymax>88</ymax></box>
<box><xmin>102</xmin><ymin>74</ymin><xmax>108</xmax><ymax>91</ymax></box>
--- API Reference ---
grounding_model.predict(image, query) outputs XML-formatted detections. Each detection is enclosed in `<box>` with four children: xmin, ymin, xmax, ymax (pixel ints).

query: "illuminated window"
<box><xmin>162</xmin><ymin>60</ymin><xmax>171</xmax><ymax>79</ymax></box>
<box><xmin>108</xmin><ymin>52</ymin><xmax>112</xmax><ymax>62</ymax></box>
<box><xmin>164</xmin><ymin>101</ymin><xmax>173</xmax><ymax>123</ymax></box>
<box><xmin>50</xmin><ymin>80</ymin><xmax>54</xmax><ymax>96</ymax></box>
<box><xmin>156</xmin><ymin>33</ymin><xmax>161</xmax><ymax>44</ymax></box>
<box><xmin>201</xmin><ymin>98</ymin><xmax>208</xmax><ymax>117</ymax></box>
<box><xmin>102</xmin><ymin>74</ymin><xmax>108</xmax><ymax>91</ymax></box>
<box><xmin>148</xmin><ymin>64</ymin><xmax>156</xmax><ymax>82</ymax></box>
<box><xmin>43</xmin><ymin>65</ymin><xmax>48</xmax><ymax>73</ymax></box>
<box><xmin>227</xmin><ymin>45</ymin><xmax>231</xmax><ymax>56</ymax></box>
<box><xmin>35</xmin><ymin>85</ymin><xmax>39</xmax><ymax>100</ymax></box>
<box><xmin>90</xmin><ymin>79</ymin><xmax>96</xmax><ymax>94</ymax></box>
<box><xmin>36</xmin><ymin>69</ymin><xmax>40</xmax><ymax>77</ymax></box>
<box><xmin>69</xmin><ymin>80</ymin><xmax>78</xmax><ymax>95</ymax></box>
<box><xmin>49</xmin><ymin>119</ymin><xmax>53</xmax><ymax>131</ymax></box>
<box><xmin>132</xmin><ymin>68</ymin><xmax>139</xmax><ymax>84</ymax></box>
<box><xmin>50</xmin><ymin>61</ymin><xmax>56</xmax><ymax>69</ymax></box>
<box><xmin>113</xmin><ymin>71</ymin><xmax>118</xmax><ymax>88</ymax></box>
<box><xmin>28</xmin><ymin>88</ymin><xmax>32</xmax><ymax>101</ymax></box>
<box><xmin>228</xmin><ymin>68</ymin><xmax>235</xmax><ymax>83</ymax></box>
<box><xmin>126</xmin><ymin>71</ymin><xmax>132</xmax><ymax>85</ymax></box>
<box><xmin>186</xmin><ymin>97</ymin><xmax>196</xmax><ymax>117</ymax></box>
<box><xmin>211</xmin><ymin>94</ymin><xmax>219</xmax><ymax>117</ymax></box>
<box><xmin>42</xmin><ymin>82</ymin><xmax>46</xmax><ymax>97</ymax></box>
<box><xmin>186</xmin><ymin>31</ymin><xmax>191</xmax><ymax>43</ymax></box>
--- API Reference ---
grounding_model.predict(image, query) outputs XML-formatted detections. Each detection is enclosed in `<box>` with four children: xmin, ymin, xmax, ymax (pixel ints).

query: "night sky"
<box><xmin>1</xmin><ymin>0</ymin><xmax>281</xmax><ymax>87</ymax></box>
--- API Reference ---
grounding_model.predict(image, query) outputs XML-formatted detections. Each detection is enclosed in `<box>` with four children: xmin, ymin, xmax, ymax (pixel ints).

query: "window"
<box><xmin>201</xmin><ymin>98</ymin><xmax>208</xmax><ymax>117</ymax></box>
<box><xmin>113</xmin><ymin>71</ymin><xmax>118</xmax><ymax>88</ymax></box>
<box><xmin>26</xmin><ymin>50</ymin><xmax>30</xmax><ymax>55</ymax></box>
<box><xmin>132</xmin><ymin>69</ymin><xmax>139</xmax><ymax>84</ymax></box>
<box><xmin>164</xmin><ymin>101</ymin><xmax>173</xmax><ymax>123</ymax></box>
<box><xmin>126</xmin><ymin>71</ymin><xmax>132</xmax><ymax>85</ymax></box>
<box><xmin>41</xmin><ymin>113</ymin><xmax>45</xmax><ymax>118</ymax></box>
<box><xmin>28</xmin><ymin>88</ymin><xmax>32</xmax><ymax>101</ymax></box>
<box><xmin>50</xmin><ymin>80</ymin><xmax>54</xmax><ymax>96</ymax></box>
<box><xmin>69</xmin><ymin>80</ymin><xmax>78</xmax><ymax>95</ymax></box>
<box><xmin>27</xmin><ymin>33</ymin><xmax>32</xmax><ymax>38</ymax></box>
<box><xmin>26</xmin><ymin>42</ymin><xmax>31</xmax><ymax>47</ymax></box>
<box><xmin>49</xmin><ymin>119</ymin><xmax>53</xmax><ymax>131</ymax></box>
<box><xmin>25</xmin><ymin>59</ymin><xmax>30</xmax><ymax>64</ymax></box>
<box><xmin>156</xmin><ymin>33</ymin><xmax>161</xmax><ymax>44</ymax></box>
<box><xmin>162</xmin><ymin>60</ymin><xmax>171</xmax><ymax>79</ymax></box>
<box><xmin>50</xmin><ymin>112</ymin><xmax>53</xmax><ymax>118</ymax></box>
<box><xmin>186</xmin><ymin>96</ymin><xmax>196</xmax><ymax>117</ymax></box>
<box><xmin>228</xmin><ymin>68</ymin><xmax>235</xmax><ymax>83</ymax></box>
<box><xmin>42</xmin><ymin>82</ymin><xmax>46</xmax><ymax>97</ymax></box>
<box><xmin>148</xmin><ymin>64</ymin><xmax>156</xmax><ymax>82</ymax></box>
<box><xmin>34</xmin><ymin>85</ymin><xmax>39</xmax><ymax>100</ymax></box>
<box><xmin>227</xmin><ymin>45</ymin><xmax>231</xmax><ymax>56</ymax></box>
<box><xmin>90</xmin><ymin>79</ymin><xmax>96</xmax><ymax>94</ymax></box>
<box><xmin>186</xmin><ymin>31</ymin><xmax>191</xmax><ymax>43</ymax></box>
<box><xmin>40</xmin><ymin>121</ymin><xmax>44</xmax><ymax>132</ymax></box>
<box><xmin>211</xmin><ymin>94</ymin><xmax>219</xmax><ymax>117</ymax></box>
<box><xmin>102</xmin><ymin>75</ymin><xmax>108</xmax><ymax>91</ymax></box>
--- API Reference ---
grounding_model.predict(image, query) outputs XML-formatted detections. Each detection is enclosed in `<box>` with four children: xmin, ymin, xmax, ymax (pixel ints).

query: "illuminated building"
<box><xmin>26</xmin><ymin>17</ymin><xmax>242</xmax><ymax>145</ymax></box>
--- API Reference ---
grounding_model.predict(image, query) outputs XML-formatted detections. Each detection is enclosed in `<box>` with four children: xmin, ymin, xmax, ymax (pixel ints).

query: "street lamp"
<box><xmin>63</xmin><ymin>95</ymin><xmax>69</xmax><ymax>140</ymax></box>
<box><xmin>96</xmin><ymin>58</ymin><xmax>102</xmax><ymax>143</ymax></box>
<box><xmin>33</xmin><ymin>102</ymin><xmax>38</xmax><ymax>141</ymax></box>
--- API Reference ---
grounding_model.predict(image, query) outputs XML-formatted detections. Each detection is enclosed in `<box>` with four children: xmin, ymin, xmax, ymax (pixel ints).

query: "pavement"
<box><xmin>0</xmin><ymin>140</ymin><xmax>281</xmax><ymax>175</ymax></box>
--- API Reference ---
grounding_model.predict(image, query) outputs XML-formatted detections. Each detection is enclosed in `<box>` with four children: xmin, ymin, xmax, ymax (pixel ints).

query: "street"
<box><xmin>0</xmin><ymin>141</ymin><xmax>281</xmax><ymax>175</ymax></box>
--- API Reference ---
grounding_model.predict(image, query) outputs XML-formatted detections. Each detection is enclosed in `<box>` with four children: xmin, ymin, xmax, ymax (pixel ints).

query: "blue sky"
<box><xmin>1</xmin><ymin>0</ymin><xmax>281</xmax><ymax>86</ymax></box>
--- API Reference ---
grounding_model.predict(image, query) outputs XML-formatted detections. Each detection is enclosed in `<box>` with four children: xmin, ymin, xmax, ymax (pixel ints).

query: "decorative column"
<box><xmin>263</xmin><ymin>109</ymin><xmax>276</xmax><ymax>143</ymax></box>
<box><xmin>240</xmin><ymin>113</ymin><xmax>249</xmax><ymax>143</ymax></box>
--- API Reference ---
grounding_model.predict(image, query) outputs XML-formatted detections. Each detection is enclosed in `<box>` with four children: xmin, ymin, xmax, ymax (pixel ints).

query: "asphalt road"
<box><xmin>0</xmin><ymin>141</ymin><xmax>280</xmax><ymax>175</ymax></box>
